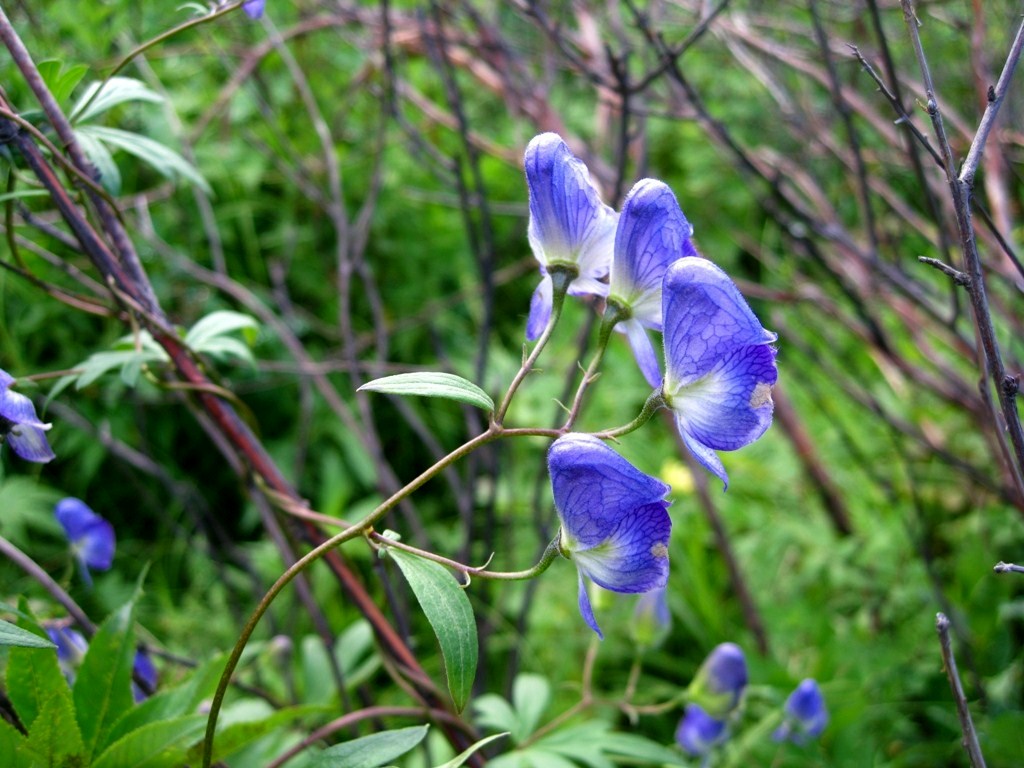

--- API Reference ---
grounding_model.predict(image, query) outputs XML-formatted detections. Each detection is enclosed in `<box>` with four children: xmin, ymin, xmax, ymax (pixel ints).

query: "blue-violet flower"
<box><xmin>242</xmin><ymin>0</ymin><xmax>265</xmax><ymax>19</ymax></box>
<box><xmin>132</xmin><ymin>648</ymin><xmax>158</xmax><ymax>702</ymax></box>
<box><xmin>548</xmin><ymin>433</ymin><xmax>671</xmax><ymax>639</ymax></box>
<box><xmin>632</xmin><ymin>585</ymin><xmax>671</xmax><ymax>648</ymax></box>
<box><xmin>661</xmin><ymin>258</ymin><xmax>778</xmax><ymax>488</ymax></box>
<box><xmin>55</xmin><ymin>497</ymin><xmax>115</xmax><ymax>586</ymax></box>
<box><xmin>773</xmin><ymin>678</ymin><xmax>828</xmax><ymax>744</ymax></box>
<box><xmin>47</xmin><ymin>624</ymin><xmax>88</xmax><ymax>683</ymax></box>
<box><xmin>524</xmin><ymin>133</ymin><xmax>617</xmax><ymax>340</ymax></box>
<box><xmin>607</xmin><ymin>178</ymin><xmax>697</xmax><ymax>387</ymax></box>
<box><xmin>687</xmin><ymin>642</ymin><xmax>748</xmax><ymax>718</ymax></box>
<box><xmin>676</xmin><ymin>703</ymin><xmax>728</xmax><ymax>758</ymax></box>
<box><xmin>0</xmin><ymin>369</ymin><xmax>55</xmax><ymax>463</ymax></box>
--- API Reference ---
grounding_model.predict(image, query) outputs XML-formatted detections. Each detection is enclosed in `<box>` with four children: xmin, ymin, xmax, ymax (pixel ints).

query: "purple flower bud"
<box><xmin>773</xmin><ymin>679</ymin><xmax>828</xmax><ymax>744</ymax></box>
<box><xmin>242</xmin><ymin>0</ymin><xmax>265</xmax><ymax>19</ymax></box>
<box><xmin>55</xmin><ymin>498</ymin><xmax>115</xmax><ymax>586</ymax></box>
<box><xmin>676</xmin><ymin>703</ymin><xmax>728</xmax><ymax>757</ymax></box>
<box><xmin>632</xmin><ymin>586</ymin><xmax>671</xmax><ymax>647</ymax></box>
<box><xmin>661</xmin><ymin>258</ymin><xmax>777</xmax><ymax>488</ymax></box>
<box><xmin>46</xmin><ymin>624</ymin><xmax>88</xmax><ymax>683</ymax></box>
<box><xmin>0</xmin><ymin>369</ymin><xmax>55</xmax><ymax>463</ymax></box>
<box><xmin>548</xmin><ymin>434</ymin><xmax>672</xmax><ymax>639</ymax></box>
<box><xmin>132</xmin><ymin>649</ymin><xmax>158</xmax><ymax>702</ymax></box>
<box><xmin>608</xmin><ymin>179</ymin><xmax>696</xmax><ymax>387</ymax></box>
<box><xmin>687</xmin><ymin>642</ymin><xmax>748</xmax><ymax>718</ymax></box>
<box><xmin>523</xmin><ymin>133</ymin><xmax>617</xmax><ymax>340</ymax></box>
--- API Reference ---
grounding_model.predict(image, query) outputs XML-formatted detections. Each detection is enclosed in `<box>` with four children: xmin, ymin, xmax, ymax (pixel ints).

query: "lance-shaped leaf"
<box><xmin>310</xmin><ymin>724</ymin><xmax>429</xmax><ymax>768</ymax></box>
<box><xmin>0</xmin><ymin>618</ymin><xmax>56</xmax><ymax>649</ymax></box>
<box><xmin>387</xmin><ymin>548</ymin><xmax>478</xmax><ymax>712</ymax></box>
<box><xmin>358</xmin><ymin>372</ymin><xmax>494</xmax><ymax>414</ymax></box>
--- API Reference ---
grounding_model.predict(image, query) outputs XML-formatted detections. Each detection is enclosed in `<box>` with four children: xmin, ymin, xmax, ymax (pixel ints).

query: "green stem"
<box><xmin>598</xmin><ymin>389</ymin><xmax>667</xmax><ymax>439</ymax></box>
<box><xmin>372</xmin><ymin>534</ymin><xmax>562</xmax><ymax>581</ymax></box>
<box><xmin>561</xmin><ymin>303</ymin><xmax>626</xmax><ymax>430</ymax></box>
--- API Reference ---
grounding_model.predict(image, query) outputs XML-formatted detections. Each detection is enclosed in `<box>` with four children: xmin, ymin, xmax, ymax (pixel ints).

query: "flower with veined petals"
<box><xmin>0</xmin><ymin>369</ymin><xmax>55</xmax><ymax>463</ymax></box>
<box><xmin>774</xmin><ymin>679</ymin><xmax>828</xmax><ymax>744</ymax></box>
<box><xmin>548</xmin><ymin>433</ymin><xmax>671</xmax><ymax>639</ymax></box>
<box><xmin>607</xmin><ymin>179</ymin><xmax>697</xmax><ymax>387</ymax></box>
<box><xmin>55</xmin><ymin>498</ymin><xmax>115</xmax><ymax>586</ymax></box>
<box><xmin>661</xmin><ymin>258</ymin><xmax>778</xmax><ymax>488</ymax></box>
<box><xmin>686</xmin><ymin>642</ymin><xmax>749</xmax><ymax>718</ymax></box>
<box><xmin>242</xmin><ymin>0</ymin><xmax>265</xmax><ymax>19</ymax></box>
<box><xmin>524</xmin><ymin>133</ymin><xmax>617</xmax><ymax>340</ymax></box>
<box><xmin>676</xmin><ymin>703</ymin><xmax>728</xmax><ymax>758</ymax></box>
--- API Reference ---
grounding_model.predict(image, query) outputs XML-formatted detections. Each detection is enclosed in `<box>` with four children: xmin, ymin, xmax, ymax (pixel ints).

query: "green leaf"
<box><xmin>0</xmin><ymin>189</ymin><xmax>52</xmax><ymax>205</ymax></box>
<box><xmin>91</xmin><ymin>715</ymin><xmax>207</xmax><ymax>768</ymax></box>
<box><xmin>432</xmin><ymin>732</ymin><xmax>508</xmax><ymax>768</ymax></box>
<box><xmin>358</xmin><ymin>373</ymin><xmax>494</xmax><ymax>413</ymax></box>
<box><xmin>0</xmin><ymin>718</ymin><xmax>29</xmax><ymax>767</ymax></box>
<box><xmin>184</xmin><ymin>310</ymin><xmax>259</xmax><ymax>350</ymax></box>
<box><xmin>74</xmin><ymin>124</ymin><xmax>211</xmax><ymax>193</ymax></box>
<box><xmin>74</xmin><ymin>124</ymin><xmax>121</xmax><ymax>194</ymax></box>
<box><xmin>0</xmin><ymin>619</ymin><xmax>56</xmax><ymax>649</ymax></box>
<box><xmin>38</xmin><ymin>60</ymin><xmax>89</xmax><ymax>107</ymax></box>
<box><xmin>599</xmin><ymin>732</ymin><xmax>690</xmax><ymax>766</ymax></box>
<box><xmin>309</xmin><ymin>725</ymin><xmax>429</xmax><ymax>768</ymax></box>
<box><xmin>512</xmin><ymin>674</ymin><xmax>550</xmax><ymax>740</ymax></box>
<box><xmin>17</xmin><ymin>686</ymin><xmax>86</xmax><ymax>768</ymax></box>
<box><xmin>73</xmin><ymin>601</ymin><xmax>136</xmax><ymax>760</ymax></box>
<box><xmin>387</xmin><ymin>548</ymin><xmax>478</xmax><ymax>712</ymax></box>
<box><xmin>6</xmin><ymin>620</ymin><xmax>69</xmax><ymax>732</ymax></box>
<box><xmin>70</xmin><ymin>77</ymin><xmax>164</xmax><ymax>124</ymax></box>
<box><xmin>189</xmin><ymin>704</ymin><xmax>328</xmax><ymax>765</ymax></box>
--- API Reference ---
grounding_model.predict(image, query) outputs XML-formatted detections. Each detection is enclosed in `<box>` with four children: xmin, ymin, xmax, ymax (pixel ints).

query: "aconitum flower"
<box><xmin>607</xmin><ymin>179</ymin><xmax>697</xmax><ymax>387</ymax></box>
<box><xmin>132</xmin><ymin>649</ymin><xmax>158</xmax><ymax>702</ymax></box>
<box><xmin>47</xmin><ymin>625</ymin><xmax>88</xmax><ymax>683</ymax></box>
<box><xmin>774</xmin><ymin>679</ymin><xmax>828</xmax><ymax>744</ymax></box>
<box><xmin>687</xmin><ymin>642</ymin><xmax>748</xmax><ymax>718</ymax></box>
<box><xmin>524</xmin><ymin>133</ymin><xmax>617</xmax><ymax>340</ymax></box>
<box><xmin>661</xmin><ymin>258</ymin><xmax>778</xmax><ymax>488</ymax></box>
<box><xmin>676</xmin><ymin>704</ymin><xmax>728</xmax><ymax>758</ymax></box>
<box><xmin>0</xmin><ymin>369</ymin><xmax>55</xmax><ymax>463</ymax></box>
<box><xmin>242</xmin><ymin>0</ymin><xmax>265</xmax><ymax>19</ymax></box>
<box><xmin>548</xmin><ymin>433</ymin><xmax>672</xmax><ymax>639</ymax></box>
<box><xmin>55</xmin><ymin>498</ymin><xmax>115</xmax><ymax>586</ymax></box>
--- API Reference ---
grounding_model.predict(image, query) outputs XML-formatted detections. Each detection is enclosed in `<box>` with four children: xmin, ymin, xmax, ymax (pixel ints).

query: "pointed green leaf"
<box><xmin>6</xmin><ymin>620</ymin><xmax>68</xmax><ymax>731</ymax></box>
<box><xmin>74</xmin><ymin>124</ymin><xmax>211</xmax><ymax>193</ymax></box>
<box><xmin>38</xmin><ymin>60</ymin><xmax>90</xmax><ymax>107</ymax></box>
<box><xmin>0</xmin><ymin>619</ymin><xmax>56</xmax><ymax>649</ymax></box>
<box><xmin>73</xmin><ymin>601</ymin><xmax>136</xmax><ymax>760</ymax></box>
<box><xmin>387</xmin><ymin>549</ymin><xmax>478</xmax><ymax>712</ymax></box>
<box><xmin>187</xmin><ymin>703</ymin><xmax>328</xmax><ymax>765</ymax></box>
<box><xmin>0</xmin><ymin>717</ymin><xmax>29</xmax><ymax>767</ymax></box>
<box><xmin>91</xmin><ymin>714</ymin><xmax>207</xmax><ymax>768</ymax></box>
<box><xmin>70</xmin><ymin>77</ymin><xmax>164</xmax><ymax>124</ymax></box>
<box><xmin>358</xmin><ymin>373</ymin><xmax>494</xmax><ymax>413</ymax></box>
<box><xmin>75</xmin><ymin>125</ymin><xmax>122</xmax><ymax>194</ymax></box>
<box><xmin>432</xmin><ymin>732</ymin><xmax>508</xmax><ymax>768</ymax></box>
<box><xmin>310</xmin><ymin>725</ymin><xmax>429</xmax><ymax>768</ymax></box>
<box><xmin>17</xmin><ymin>687</ymin><xmax>86</xmax><ymax>767</ymax></box>
<box><xmin>183</xmin><ymin>311</ymin><xmax>259</xmax><ymax>350</ymax></box>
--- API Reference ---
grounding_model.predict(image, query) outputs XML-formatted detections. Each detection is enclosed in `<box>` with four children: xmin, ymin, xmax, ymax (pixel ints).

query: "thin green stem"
<box><xmin>493</xmin><ymin>270</ymin><xmax>572</xmax><ymax>425</ymax></box>
<box><xmin>561</xmin><ymin>303</ymin><xmax>627</xmax><ymax>430</ymax></box>
<box><xmin>371</xmin><ymin>533</ymin><xmax>562</xmax><ymax>581</ymax></box>
<box><xmin>597</xmin><ymin>389</ymin><xmax>667</xmax><ymax>439</ymax></box>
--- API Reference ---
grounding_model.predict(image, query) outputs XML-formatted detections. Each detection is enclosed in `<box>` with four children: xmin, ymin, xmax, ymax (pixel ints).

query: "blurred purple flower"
<box><xmin>676</xmin><ymin>703</ymin><xmax>728</xmax><ymax>758</ymax></box>
<box><xmin>46</xmin><ymin>625</ymin><xmax>88</xmax><ymax>682</ymax></box>
<box><xmin>524</xmin><ymin>133</ymin><xmax>617</xmax><ymax>340</ymax></box>
<box><xmin>55</xmin><ymin>498</ymin><xmax>115</xmax><ymax>586</ymax></box>
<box><xmin>548</xmin><ymin>433</ymin><xmax>671</xmax><ymax>639</ymax></box>
<box><xmin>774</xmin><ymin>679</ymin><xmax>828</xmax><ymax>744</ymax></box>
<box><xmin>632</xmin><ymin>586</ymin><xmax>671</xmax><ymax>648</ymax></box>
<box><xmin>607</xmin><ymin>179</ymin><xmax>697</xmax><ymax>387</ymax></box>
<box><xmin>242</xmin><ymin>0</ymin><xmax>265</xmax><ymax>19</ymax></box>
<box><xmin>661</xmin><ymin>258</ymin><xmax>778</xmax><ymax>488</ymax></box>
<box><xmin>132</xmin><ymin>648</ymin><xmax>158</xmax><ymax>702</ymax></box>
<box><xmin>688</xmin><ymin>642</ymin><xmax>748</xmax><ymax>718</ymax></box>
<box><xmin>0</xmin><ymin>369</ymin><xmax>55</xmax><ymax>463</ymax></box>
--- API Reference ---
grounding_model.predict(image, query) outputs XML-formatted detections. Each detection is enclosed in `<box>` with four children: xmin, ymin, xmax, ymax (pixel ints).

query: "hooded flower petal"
<box><xmin>242</xmin><ymin>0</ymin><xmax>266</xmax><ymax>19</ymax></box>
<box><xmin>662</xmin><ymin>258</ymin><xmax>777</xmax><ymax>487</ymax></box>
<box><xmin>523</xmin><ymin>133</ymin><xmax>617</xmax><ymax>340</ymax></box>
<box><xmin>548</xmin><ymin>434</ymin><xmax>672</xmax><ymax>638</ymax></box>
<box><xmin>774</xmin><ymin>679</ymin><xmax>828</xmax><ymax>744</ymax></box>
<box><xmin>676</xmin><ymin>704</ymin><xmax>728</xmax><ymax>757</ymax></box>
<box><xmin>55</xmin><ymin>498</ymin><xmax>115</xmax><ymax>585</ymax></box>
<box><xmin>0</xmin><ymin>371</ymin><xmax>55</xmax><ymax>463</ymax></box>
<box><xmin>688</xmin><ymin>642</ymin><xmax>748</xmax><ymax>718</ymax></box>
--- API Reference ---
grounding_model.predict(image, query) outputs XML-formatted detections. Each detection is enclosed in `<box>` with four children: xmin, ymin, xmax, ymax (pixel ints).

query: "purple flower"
<box><xmin>46</xmin><ymin>625</ymin><xmax>88</xmax><ymax>683</ymax></box>
<box><xmin>607</xmin><ymin>179</ymin><xmax>697</xmax><ymax>387</ymax></box>
<box><xmin>242</xmin><ymin>0</ymin><xmax>265</xmax><ymax>19</ymax></box>
<box><xmin>548</xmin><ymin>434</ymin><xmax>672</xmax><ymax>639</ymax></box>
<box><xmin>132</xmin><ymin>649</ymin><xmax>158</xmax><ymax>702</ymax></box>
<box><xmin>774</xmin><ymin>679</ymin><xmax>828</xmax><ymax>744</ymax></box>
<box><xmin>661</xmin><ymin>258</ymin><xmax>778</xmax><ymax>488</ymax></box>
<box><xmin>687</xmin><ymin>642</ymin><xmax>748</xmax><ymax>718</ymax></box>
<box><xmin>632</xmin><ymin>586</ymin><xmax>671</xmax><ymax>647</ymax></box>
<box><xmin>55</xmin><ymin>498</ymin><xmax>115</xmax><ymax>586</ymax></box>
<box><xmin>676</xmin><ymin>704</ymin><xmax>728</xmax><ymax>758</ymax></box>
<box><xmin>0</xmin><ymin>369</ymin><xmax>55</xmax><ymax>463</ymax></box>
<box><xmin>524</xmin><ymin>133</ymin><xmax>617</xmax><ymax>340</ymax></box>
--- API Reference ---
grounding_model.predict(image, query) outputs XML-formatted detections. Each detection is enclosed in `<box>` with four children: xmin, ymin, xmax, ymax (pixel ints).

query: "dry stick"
<box><xmin>0</xmin><ymin>535</ymin><xmax>96</xmax><ymax>635</ymax></box>
<box><xmin>900</xmin><ymin>2</ymin><xmax>1024</xmax><ymax>499</ymax></box>
<box><xmin>936</xmin><ymin>613</ymin><xmax>987</xmax><ymax>768</ymax></box>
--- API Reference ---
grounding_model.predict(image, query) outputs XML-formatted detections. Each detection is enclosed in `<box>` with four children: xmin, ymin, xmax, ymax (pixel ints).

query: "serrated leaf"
<box><xmin>0</xmin><ymin>718</ymin><xmax>29</xmax><ymax>766</ymax></box>
<box><xmin>0</xmin><ymin>618</ymin><xmax>56</xmax><ymax>649</ymax></box>
<box><xmin>17</xmin><ymin>685</ymin><xmax>86</xmax><ymax>767</ymax></box>
<box><xmin>6</xmin><ymin>619</ymin><xmax>69</xmax><ymax>731</ymax></box>
<box><xmin>91</xmin><ymin>714</ymin><xmax>207</xmax><ymax>768</ymax></box>
<box><xmin>70</xmin><ymin>77</ymin><xmax>164</xmax><ymax>124</ymax></box>
<box><xmin>309</xmin><ymin>725</ymin><xmax>429</xmax><ymax>768</ymax></box>
<box><xmin>73</xmin><ymin>601</ymin><xmax>136</xmax><ymax>760</ymax></box>
<box><xmin>358</xmin><ymin>373</ymin><xmax>494</xmax><ymax>413</ymax></box>
<box><xmin>387</xmin><ymin>549</ymin><xmax>478</xmax><ymax>712</ymax></box>
<box><xmin>74</xmin><ymin>124</ymin><xmax>211</xmax><ymax>194</ymax></box>
<box><xmin>432</xmin><ymin>732</ymin><xmax>508</xmax><ymax>768</ymax></box>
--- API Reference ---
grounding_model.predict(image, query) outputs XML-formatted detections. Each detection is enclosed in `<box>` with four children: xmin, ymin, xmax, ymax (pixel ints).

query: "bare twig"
<box><xmin>936</xmin><ymin>613</ymin><xmax>987</xmax><ymax>768</ymax></box>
